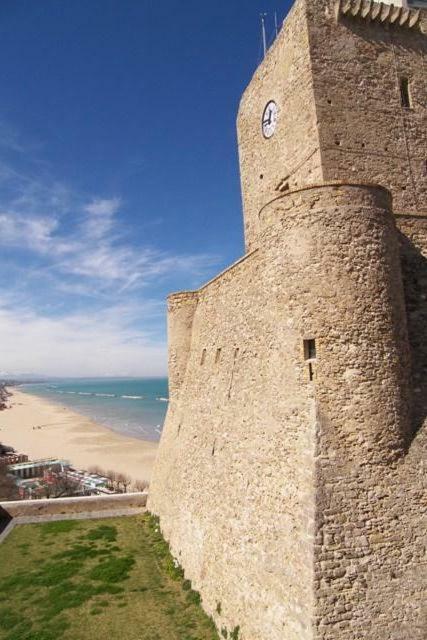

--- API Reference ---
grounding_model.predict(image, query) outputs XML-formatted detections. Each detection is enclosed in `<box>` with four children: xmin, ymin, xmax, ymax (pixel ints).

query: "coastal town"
<box><xmin>0</xmin><ymin>383</ymin><xmax>149</xmax><ymax>501</ymax></box>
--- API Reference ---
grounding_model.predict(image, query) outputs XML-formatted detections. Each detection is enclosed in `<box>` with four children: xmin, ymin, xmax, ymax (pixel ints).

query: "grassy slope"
<box><xmin>0</xmin><ymin>514</ymin><xmax>219</xmax><ymax>640</ymax></box>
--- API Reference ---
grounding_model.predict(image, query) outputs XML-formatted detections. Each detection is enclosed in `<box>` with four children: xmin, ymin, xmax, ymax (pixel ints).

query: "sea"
<box><xmin>19</xmin><ymin>378</ymin><xmax>169</xmax><ymax>442</ymax></box>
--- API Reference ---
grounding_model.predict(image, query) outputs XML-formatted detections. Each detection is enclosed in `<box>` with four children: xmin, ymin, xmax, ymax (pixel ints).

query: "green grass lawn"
<box><xmin>0</xmin><ymin>514</ymin><xmax>219</xmax><ymax>640</ymax></box>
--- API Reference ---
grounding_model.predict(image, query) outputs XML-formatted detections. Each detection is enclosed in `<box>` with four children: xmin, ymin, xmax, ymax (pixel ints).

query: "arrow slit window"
<box><xmin>400</xmin><ymin>77</ymin><xmax>412</xmax><ymax>109</ymax></box>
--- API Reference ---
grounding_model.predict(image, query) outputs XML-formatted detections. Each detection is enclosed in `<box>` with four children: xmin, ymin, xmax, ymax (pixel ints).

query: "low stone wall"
<box><xmin>0</xmin><ymin>492</ymin><xmax>147</xmax><ymax>521</ymax></box>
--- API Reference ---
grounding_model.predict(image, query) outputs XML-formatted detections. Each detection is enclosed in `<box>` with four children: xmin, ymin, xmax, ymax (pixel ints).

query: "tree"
<box><xmin>116</xmin><ymin>472</ymin><xmax>132</xmax><ymax>493</ymax></box>
<box><xmin>106</xmin><ymin>469</ymin><xmax>118</xmax><ymax>491</ymax></box>
<box><xmin>41</xmin><ymin>471</ymin><xmax>81</xmax><ymax>499</ymax></box>
<box><xmin>133</xmin><ymin>479</ymin><xmax>149</xmax><ymax>492</ymax></box>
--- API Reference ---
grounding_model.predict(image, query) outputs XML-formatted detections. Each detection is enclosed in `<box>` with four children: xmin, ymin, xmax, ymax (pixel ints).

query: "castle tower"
<box><xmin>149</xmin><ymin>2</ymin><xmax>427</xmax><ymax>638</ymax></box>
<box><xmin>238</xmin><ymin>0</ymin><xmax>426</xmax><ymax>252</ymax></box>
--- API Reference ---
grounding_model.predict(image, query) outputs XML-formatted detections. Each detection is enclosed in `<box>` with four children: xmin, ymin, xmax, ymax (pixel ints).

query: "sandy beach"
<box><xmin>0</xmin><ymin>389</ymin><xmax>158</xmax><ymax>483</ymax></box>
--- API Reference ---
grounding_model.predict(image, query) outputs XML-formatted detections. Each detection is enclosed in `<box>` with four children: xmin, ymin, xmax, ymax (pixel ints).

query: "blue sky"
<box><xmin>0</xmin><ymin>0</ymin><xmax>292</xmax><ymax>377</ymax></box>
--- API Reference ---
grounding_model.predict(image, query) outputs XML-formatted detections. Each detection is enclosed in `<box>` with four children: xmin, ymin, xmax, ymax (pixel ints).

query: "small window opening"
<box><xmin>211</xmin><ymin>440</ymin><xmax>216</xmax><ymax>456</ymax></box>
<box><xmin>200</xmin><ymin>349</ymin><xmax>207</xmax><ymax>365</ymax></box>
<box><xmin>308</xmin><ymin>362</ymin><xmax>314</xmax><ymax>382</ymax></box>
<box><xmin>177</xmin><ymin>423</ymin><xmax>181</xmax><ymax>435</ymax></box>
<box><xmin>215</xmin><ymin>348</ymin><xmax>222</xmax><ymax>364</ymax></box>
<box><xmin>234</xmin><ymin>347</ymin><xmax>240</xmax><ymax>360</ymax></box>
<box><xmin>400</xmin><ymin>77</ymin><xmax>411</xmax><ymax>109</ymax></box>
<box><xmin>304</xmin><ymin>339</ymin><xmax>317</xmax><ymax>361</ymax></box>
<box><xmin>276</xmin><ymin>176</ymin><xmax>290</xmax><ymax>192</ymax></box>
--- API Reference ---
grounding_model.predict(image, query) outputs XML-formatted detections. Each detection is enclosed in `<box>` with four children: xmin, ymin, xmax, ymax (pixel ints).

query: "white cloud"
<box><xmin>0</xmin><ymin>198</ymin><xmax>216</xmax><ymax>291</ymax></box>
<box><xmin>84</xmin><ymin>198</ymin><xmax>121</xmax><ymax>217</ymax></box>
<box><xmin>83</xmin><ymin>197</ymin><xmax>121</xmax><ymax>239</ymax></box>
<box><xmin>0</xmin><ymin>305</ymin><xmax>167</xmax><ymax>377</ymax></box>
<box><xmin>0</xmin><ymin>122</ymin><xmax>220</xmax><ymax>377</ymax></box>
<box><xmin>0</xmin><ymin>212</ymin><xmax>59</xmax><ymax>253</ymax></box>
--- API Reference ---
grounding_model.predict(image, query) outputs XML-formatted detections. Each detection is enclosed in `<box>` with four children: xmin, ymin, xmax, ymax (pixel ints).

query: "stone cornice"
<box><xmin>336</xmin><ymin>0</ymin><xmax>422</xmax><ymax>29</ymax></box>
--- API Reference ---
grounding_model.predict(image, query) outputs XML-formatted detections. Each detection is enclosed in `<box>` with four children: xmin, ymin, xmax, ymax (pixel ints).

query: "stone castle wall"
<box><xmin>150</xmin><ymin>204</ymin><xmax>318</xmax><ymax>640</ymax></box>
<box><xmin>149</xmin><ymin>1</ymin><xmax>427</xmax><ymax>638</ymax></box>
<box><xmin>307</xmin><ymin>0</ymin><xmax>427</xmax><ymax>216</ymax></box>
<box><xmin>313</xmin><ymin>207</ymin><xmax>427</xmax><ymax>637</ymax></box>
<box><xmin>149</xmin><ymin>184</ymin><xmax>426</xmax><ymax>639</ymax></box>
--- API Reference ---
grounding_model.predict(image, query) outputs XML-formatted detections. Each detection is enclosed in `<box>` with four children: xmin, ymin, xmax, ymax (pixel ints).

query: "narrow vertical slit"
<box><xmin>400</xmin><ymin>77</ymin><xmax>411</xmax><ymax>109</ymax></box>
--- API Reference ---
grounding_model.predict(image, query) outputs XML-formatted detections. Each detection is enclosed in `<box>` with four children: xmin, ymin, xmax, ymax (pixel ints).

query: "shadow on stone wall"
<box><xmin>399</xmin><ymin>233</ymin><xmax>427</xmax><ymax>439</ymax></box>
<box><xmin>340</xmin><ymin>15</ymin><xmax>423</xmax><ymax>53</ymax></box>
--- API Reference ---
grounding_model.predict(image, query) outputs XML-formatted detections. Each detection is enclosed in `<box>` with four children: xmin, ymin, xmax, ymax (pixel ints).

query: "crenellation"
<box><xmin>336</xmin><ymin>0</ymin><xmax>422</xmax><ymax>28</ymax></box>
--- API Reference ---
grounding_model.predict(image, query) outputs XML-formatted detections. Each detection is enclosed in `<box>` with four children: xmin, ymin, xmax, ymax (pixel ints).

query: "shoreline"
<box><xmin>0</xmin><ymin>389</ymin><xmax>158</xmax><ymax>483</ymax></box>
<box><xmin>17</xmin><ymin>384</ymin><xmax>161</xmax><ymax>444</ymax></box>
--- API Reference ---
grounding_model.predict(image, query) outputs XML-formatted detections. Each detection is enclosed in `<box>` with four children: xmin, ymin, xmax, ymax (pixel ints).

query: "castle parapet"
<box><xmin>167</xmin><ymin>291</ymin><xmax>199</xmax><ymax>399</ymax></box>
<box><xmin>259</xmin><ymin>182</ymin><xmax>392</xmax><ymax>230</ymax></box>
<box><xmin>336</xmin><ymin>0</ymin><xmax>422</xmax><ymax>30</ymax></box>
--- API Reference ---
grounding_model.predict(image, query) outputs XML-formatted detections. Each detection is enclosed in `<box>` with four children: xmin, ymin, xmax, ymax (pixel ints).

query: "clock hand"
<box><xmin>263</xmin><ymin>112</ymin><xmax>272</xmax><ymax>127</ymax></box>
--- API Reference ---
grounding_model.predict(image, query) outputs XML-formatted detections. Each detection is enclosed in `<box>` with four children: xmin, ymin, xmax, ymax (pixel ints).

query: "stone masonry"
<box><xmin>148</xmin><ymin>2</ymin><xmax>427</xmax><ymax>639</ymax></box>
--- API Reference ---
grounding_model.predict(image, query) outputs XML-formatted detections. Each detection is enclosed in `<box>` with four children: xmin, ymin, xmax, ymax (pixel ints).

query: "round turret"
<box><xmin>167</xmin><ymin>291</ymin><xmax>199</xmax><ymax>399</ymax></box>
<box><xmin>260</xmin><ymin>183</ymin><xmax>411</xmax><ymax>463</ymax></box>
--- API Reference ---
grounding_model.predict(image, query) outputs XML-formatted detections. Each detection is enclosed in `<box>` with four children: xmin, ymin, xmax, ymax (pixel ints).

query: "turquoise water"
<box><xmin>20</xmin><ymin>378</ymin><xmax>169</xmax><ymax>442</ymax></box>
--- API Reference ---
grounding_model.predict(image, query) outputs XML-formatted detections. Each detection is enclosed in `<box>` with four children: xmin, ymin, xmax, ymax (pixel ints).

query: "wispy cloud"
<box><xmin>0</xmin><ymin>192</ymin><xmax>215</xmax><ymax>291</ymax></box>
<box><xmin>83</xmin><ymin>197</ymin><xmax>121</xmax><ymax>239</ymax></box>
<box><xmin>0</xmin><ymin>212</ymin><xmax>59</xmax><ymax>253</ymax></box>
<box><xmin>0</xmin><ymin>119</ymin><xmax>219</xmax><ymax>376</ymax></box>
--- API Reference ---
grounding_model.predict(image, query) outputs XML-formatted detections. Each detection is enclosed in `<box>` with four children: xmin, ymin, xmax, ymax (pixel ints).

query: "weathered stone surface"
<box><xmin>149</xmin><ymin>2</ymin><xmax>427</xmax><ymax>639</ymax></box>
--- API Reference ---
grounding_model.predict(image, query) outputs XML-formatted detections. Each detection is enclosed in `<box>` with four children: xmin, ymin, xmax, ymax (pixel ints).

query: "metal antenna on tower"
<box><xmin>274</xmin><ymin>12</ymin><xmax>279</xmax><ymax>37</ymax></box>
<box><xmin>260</xmin><ymin>13</ymin><xmax>267</xmax><ymax>58</ymax></box>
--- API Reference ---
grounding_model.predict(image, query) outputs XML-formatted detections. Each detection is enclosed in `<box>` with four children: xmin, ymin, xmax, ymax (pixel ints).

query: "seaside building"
<box><xmin>149</xmin><ymin>1</ymin><xmax>427</xmax><ymax>639</ymax></box>
<box><xmin>0</xmin><ymin>444</ymin><xmax>28</xmax><ymax>466</ymax></box>
<box><xmin>6</xmin><ymin>459</ymin><xmax>112</xmax><ymax>499</ymax></box>
<box><xmin>8</xmin><ymin>458</ymin><xmax>69</xmax><ymax>480</ymax></box>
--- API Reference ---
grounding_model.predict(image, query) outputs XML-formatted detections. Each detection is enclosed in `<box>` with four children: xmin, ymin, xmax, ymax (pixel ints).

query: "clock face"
<box><xmin>262</xmin><ymin>101</ymin><xmax>278</xmax><ymax>138</ymax></box>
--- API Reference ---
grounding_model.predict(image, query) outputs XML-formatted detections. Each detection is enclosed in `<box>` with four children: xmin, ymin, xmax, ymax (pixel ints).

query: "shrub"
<box><xmin>164</xmin><ymin>555</ymin><xmax>184</xmax><ymax>580</ymax></box>
<box><xmin>186</xmin><ymin>589</ymin><xmax>201</xmax><ymax>606</ymax></box>
<box><xmin>230</xmin><ymin>626</ymin><xmax>240</xmax><ymax>640</ymax></box>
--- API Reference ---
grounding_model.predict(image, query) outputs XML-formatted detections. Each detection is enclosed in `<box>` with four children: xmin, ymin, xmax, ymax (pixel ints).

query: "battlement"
<box><xmin>336</xmin><ymin>0</ymin><xmax>423</xmax><ymax>29</ymax></box>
